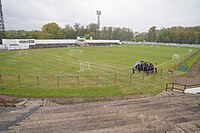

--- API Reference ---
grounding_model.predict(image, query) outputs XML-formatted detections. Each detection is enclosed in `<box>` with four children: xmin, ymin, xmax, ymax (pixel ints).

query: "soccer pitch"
<box><xmin>0</xmin><ymin>44</ymin><xmax>199</xmax><ymax>97</ymax></box>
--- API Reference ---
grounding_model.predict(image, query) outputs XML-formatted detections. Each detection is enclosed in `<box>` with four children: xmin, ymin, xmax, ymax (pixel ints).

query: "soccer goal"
<box><xmin>151</xmin><ymin>44</ymin><xmax>160</xmax><ymax>48</ymax></box>
<box><xmin>19</xmin><ymin>50</ymin><xmax>28</xmax><ymax>55</ymax></box>
<box><xmin>80</xmin><ymin>62</ymin><xmax>91</xmax><ymax>72</ymax></box>
<box><xmin>188</xmin><ymin>49</ymin><xmax>193</xmax><ymax>53</ymax></box>
<box><xmin>68</xmin><ymin>49</ymin><xmax>84</xmax><ymax>57</ymax></box>
<box><xmin>172</xmin><ymin>54</ymin><xmax>180</xmax><ymax>60</ymax></box>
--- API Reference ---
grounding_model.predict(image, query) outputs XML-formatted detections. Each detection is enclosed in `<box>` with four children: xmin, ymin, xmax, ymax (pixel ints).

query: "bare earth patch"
<box><xmin>52</xmin><ymin>94</ymin><xmax>149</xmax><ymax>105</ymax></box>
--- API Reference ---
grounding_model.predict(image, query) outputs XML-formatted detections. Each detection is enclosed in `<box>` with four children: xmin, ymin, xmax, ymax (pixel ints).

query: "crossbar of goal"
<box><xmin>172</xmin><ymin>54</ymin><xmax>180</xmax><ymax>60</ymax></box>
<box><xmin>68</xmin><ymin>49</ymin><xmax>84</xmax><ymax>57</ymax></box>
<box><xmin>80</xmin><ymin>62</ymin><xmax>91</xmax><ymax>72</ymax></box>
<box><xmin>19</xmin><ymin>50</ymin><xmax>28</xmax><ymax>55</ymax></box>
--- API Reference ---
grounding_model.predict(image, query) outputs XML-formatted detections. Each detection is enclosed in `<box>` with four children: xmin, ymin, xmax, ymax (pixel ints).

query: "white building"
<box><xmin>1</xmin><ymin>39</ymin><xmax>120</xmax><ymax>50</ymax></box>
<box><xmin>2</xmin><ymin>39</ymin><xmax>35</xmax><ymax>50</ymax></box>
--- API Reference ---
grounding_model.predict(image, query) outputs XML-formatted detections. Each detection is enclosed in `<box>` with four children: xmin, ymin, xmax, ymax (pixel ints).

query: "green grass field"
<box><xmin>0</xmin><ymin>44</ymin><xmax>199</xmax><ymax>97</ymax></box>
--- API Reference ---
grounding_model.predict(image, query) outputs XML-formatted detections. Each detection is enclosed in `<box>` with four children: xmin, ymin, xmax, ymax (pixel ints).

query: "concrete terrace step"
<box><xmin>42</xmin><ymin>100</ymin><xmax>60</xmax><ymax>107</ymax></box>
<box><xmin>22</xmin><ymin>105</ymin><xmax>198</xmax><ymax>130</ymax></box>
<box><xmin>36</xmin><ymin>97</ymin><xmax>192</xmax><ymax>115</ymax></box>
<box><xmin>15</xmin><ymin>99</ymin><xmax>61</xmax><ymax>107</ymax></box>
<box><xmin>175</xmin><ymin>120</ymin><xmax>200</xmax><ymax>132</ymax></box>
<box><xmin>7</xmin><ymin>112</ymin><xmax>173</xmax><ymax>133</ymax></box>
<box><xmin>10</xmin><ymin>120</ymin><xmax>169</xmax><ymax>133</ymax></box>
<box><xmin>0</xmin><ymin>106</ymin><xmax>40</xmax><ymax>132</ymax></box>
<box><xmin>0</xmin><ymin>92</ymin><xmax>200</xmax><ymax>133</ymax></box>
<box><xmin>13</xmin><ymin>95</ymin><xmax>199</xmax><ymax>125</ymax></box>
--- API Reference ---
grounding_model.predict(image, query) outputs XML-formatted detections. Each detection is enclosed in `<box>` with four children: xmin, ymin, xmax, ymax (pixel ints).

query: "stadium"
<box><xmin>1</xmin><ymin>37</ymin><xmax>120</xmax><ymax>50</ymax></box>
<box><xmin>1</xmin><ymin>0</ymin><xmax>200</xmax><ymax>132</ymax></box>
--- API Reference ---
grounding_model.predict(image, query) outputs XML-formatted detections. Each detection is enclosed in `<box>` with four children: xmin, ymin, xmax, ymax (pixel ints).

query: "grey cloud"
<box><xmin>2</xmin><ymin>0</ymin><xmax>200</xmax><ymax>32</ymax></box>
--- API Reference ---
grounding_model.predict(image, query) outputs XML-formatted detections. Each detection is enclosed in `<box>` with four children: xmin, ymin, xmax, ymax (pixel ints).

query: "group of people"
<box><xmin>132</xmin><ymin>61</ymin><xmax>157</xmax><ymax>74</ymax></box>
<box><xmin>132</xmin><ymin>60</ymin><xmax>176</xmax><ymax>77</ymax></box>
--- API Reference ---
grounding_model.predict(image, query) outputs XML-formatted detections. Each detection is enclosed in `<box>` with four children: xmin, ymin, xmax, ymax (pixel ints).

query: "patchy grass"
<box><xmin>182</xmin><ymin>50</ymin><xmax>200</xmax><ymax>69</ymax></box>
<box><xmin>0</xmin><ymin>44</ymin><xmax>198</xmax><ymax>97</ymax></box>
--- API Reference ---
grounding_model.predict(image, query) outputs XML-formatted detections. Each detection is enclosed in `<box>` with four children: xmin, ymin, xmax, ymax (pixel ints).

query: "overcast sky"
<box><xmin>2</xmin><ymin>0</ymin><xmax>200</xmax><ymax>32</ymax></box>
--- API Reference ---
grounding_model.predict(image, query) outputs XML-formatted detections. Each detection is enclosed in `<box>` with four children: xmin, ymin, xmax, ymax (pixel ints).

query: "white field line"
<box><xmin>66</xmin><ymin>50</ymin><xmax>131</xmax><ymax>69</ymax></box>
<box><xmin>70</xmin><ymin>57</ymin><xmax>130</xmax><ymax>70</ymax></box>
<box><xmin>157</xmin><ymin>53</ymin><xmax>190</xmax><ymax>68</ymax></box>
<box><xmin>157</xmin><ymin>59</ymin><xmax>174</xmax><ymax>68</ymax></box>
<box><xmin>40</xmin><ymin>53</ymin><xmax>131</xmax><ymax>73</ymax></box>
<box><xmin>39</xmin><ymin>53</ymin><xmax>121</xmax><ymax>74</ymax></box>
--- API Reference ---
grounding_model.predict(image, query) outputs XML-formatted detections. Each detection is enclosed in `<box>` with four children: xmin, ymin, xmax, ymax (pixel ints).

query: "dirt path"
<box><xmin>174</xmin><ymin>57</ymin><xmax>200</xmax><ymax>85</ymax></box>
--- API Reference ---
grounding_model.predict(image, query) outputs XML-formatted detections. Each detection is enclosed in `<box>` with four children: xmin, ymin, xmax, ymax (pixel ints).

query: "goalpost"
<box><xmin>19</xmin><ymin>50</ymin><xmax>28</xmax><ymax>55</ymax></box>
<box><xmin>68</xmin><ymin>49</ymin><xmax>84</xmax><ymax>57</ymax></box>
<box><xmin>188</xmin><ymin>49</ymin><xmax>193</xmax><ymax>53</ymax></box>
<box><xmin>172</xmin><ymin>54</ymin><xmax>180</xmax><ymax>60</ymax></box>
<box><xmin>80</xmin><ymin>62</ymin><xmax>91</xmax><ymax>72</ymax></box>
<box><xmin>151</xmin><ymin>44</ymin><xmax>160</xmax><ymax>48</ymax></box>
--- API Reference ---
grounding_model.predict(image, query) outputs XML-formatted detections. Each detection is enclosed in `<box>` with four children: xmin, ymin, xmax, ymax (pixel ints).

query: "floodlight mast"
<box><xmin>96</xmin><ymin>10</ymin><xmax>101</xmax><ymax>39</ymax></box>
<box><xmin>0</xmin><ymin>0</ymin><xmax>5</xmax><ymax>44</ymax></box>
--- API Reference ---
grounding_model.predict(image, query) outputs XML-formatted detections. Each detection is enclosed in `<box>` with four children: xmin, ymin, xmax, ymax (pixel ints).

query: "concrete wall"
<box><xmin>2</xmin><ymin>39</ymin><xmax>35</xmax><ymax>50</ymax></box>
<box><xmin>2</xmin><ymin>39</ymin><xmax>121</xmax><ymax>50</ymax></box>
<box><xmin>35</xmin><ymin>39</ymin><xmax>77</xmax><ymax>44</ymax></box>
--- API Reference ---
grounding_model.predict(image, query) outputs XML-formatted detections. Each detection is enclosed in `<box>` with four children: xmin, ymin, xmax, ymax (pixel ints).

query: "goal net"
<box><xmin>80</xmin><ymin>62</ymin><xmax>91</xmax><ymax>72</ymax></box>
<box><xmin>19</xmin><ymin>50</ymin><xmax>28</xmax><ymax>55</ymax></box>
<box><xmin>172</xmin><ymin>54</ymin><xmax>180</xmax><ymax>60</ymax></box>
<box><xmin>188</xmin><ymin>49</ymin><xmax>193</xmax><ymax>53</ymax></box>
<box><xmin>151</xmin><ymin>44</ymin><xmax>160</xmax><ymax>48</ymax></box>
<box><xmin>68</xmin><ymin>49</ymin><xmax>84</xmax><ymax>57</ymax></box>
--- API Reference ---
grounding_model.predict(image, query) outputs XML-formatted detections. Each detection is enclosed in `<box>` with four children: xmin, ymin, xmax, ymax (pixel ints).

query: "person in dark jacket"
<box><xmin>132</xmin><ymin>67</ymin><xmax>135</xmax><ymax>74</ymax></box>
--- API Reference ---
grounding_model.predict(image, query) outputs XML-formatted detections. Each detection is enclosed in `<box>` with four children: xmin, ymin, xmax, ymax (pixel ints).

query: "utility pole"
<box><xmin>96</xmin><ymin>10</ymin><xmax>101</xmax><ymax>39</ymax></box>
<box><xmin>0</xmin><ymin>0</ymin><xmax>5</xmax><ymax>44</ymax></box>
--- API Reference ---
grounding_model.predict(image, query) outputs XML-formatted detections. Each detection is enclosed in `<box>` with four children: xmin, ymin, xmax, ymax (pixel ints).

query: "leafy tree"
<box><xmin>63</xmin><ymin>24</ymin><xmax>76</xmax><ymax>39</ymax></box>
<box><xmin>135</xmin><ymin>32</ymin><xmax>147</xmax><ymax>42</ymax></box>
<box><xmin>73</xmin><ymin>23</ymin><xmax>81</xmax><ymax>36</ymax></box>
<box><xmin>42</xmin><ymin>22</ymin><xmax>62</xmax><ymax>39</ymax></box>
<box><xmin>86</xmin><ymin>23</ymin><xmax>98</xmax><ymax>39</ymax></box>
<box><xmin>147</xmin><ymin>26</ymin><xmax>157</xmax><ymax>42</ymax></box>
<box><xmin>3</xmin><ymin>22</ymin><xmax>200</xmax><ymax>44</ymax></box>
<box><xmin>86</xmin><ymin>32</ymin><xmax>96</xmax><ymax>39</ymax></box>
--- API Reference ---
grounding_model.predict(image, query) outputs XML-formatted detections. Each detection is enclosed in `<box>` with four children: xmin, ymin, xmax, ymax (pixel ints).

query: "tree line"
<box><xmin>4</xmin><ymin>22</ymin><xmax>200</xmax><ymax>44</ymax></box>
<box><xmin>4</xmin><ymin>22</ymin><xmax>134</xmax><ymax>41</ymax></box>
<box><xmin>135</xmin><ymin>26</ymin><xmax>200</xmax><ymax>44</ymax></box>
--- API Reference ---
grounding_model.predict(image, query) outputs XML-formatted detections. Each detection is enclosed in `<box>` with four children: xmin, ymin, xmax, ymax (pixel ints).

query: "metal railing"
<box><xmin>166</xmin><ymin>83</ymin><xmax>200</xmax><ymax>92</ymax></box>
